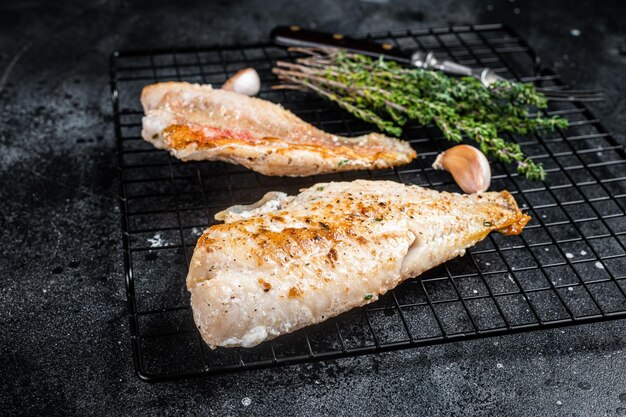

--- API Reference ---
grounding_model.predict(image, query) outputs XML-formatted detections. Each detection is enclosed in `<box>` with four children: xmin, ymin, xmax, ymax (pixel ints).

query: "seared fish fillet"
<box><xmin>187</xmin><ymin>180</ymin><xmax>530</xmax><ymax>348</ymax></box>
<box><xmin>140</xmin><ymin>82</ymin><xmax>416</xmax><ymax>176</ymax></box>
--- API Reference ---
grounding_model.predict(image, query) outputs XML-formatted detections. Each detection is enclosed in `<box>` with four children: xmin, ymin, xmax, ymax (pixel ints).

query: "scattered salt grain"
<box><xmin>191</xmin><ymin>227</ymin><xmax>203</xmax><ymax>236</ymax></box>
<box><xmin>497</xmin><ymin>363</ymin><xmax>504</xmax><ymax>369</ymax></box>
<box><xmin>580</xmin><ymin>250</ymin><xmax>587</xmax><ymax>256</ymax></box>
<box><xmin>486</xmin><ymin>262</ymin><xmax>491</xmax><ymax>266</ymax></box>
<box><xmin>148</xmin><ymin>233</ymin><xmax>166</xmax><ymax>247</ymax></box>
<box><xmin>241</xmin><ymin>397</ymin><xmax>252</xmax><ymax>407</ymax></box>
<box><xmin>595</xmin><ymin>261</ymin><xmax>604</xmax><ymax>270</ymax></box>
<box><xmin>568</xmin><ymin>287</ymin><xmax>574</xmax><ymax>291</ymax></box>
<box><xmin>570</xmin><ymin>29</ymin><xmax>581</xmax><ymax>36</ymax></box>
<box><xmin>544</xmin><ymin>248</ymin><xmax>550</xmax><ymax>252</ymax></box>
<box><xmin>565</xmin><ymin>253</ymin><xmax>574</xmax><ymax>259</ymax></box>
<box><xmin>473</xmin><ymin>289</ymin><xmax>478</xmax><ymax>294</ymax></box>
<box><xmin>557</xmin><ymin>400</ymin><xmax>563</xmax><ymax>406</ymax></box>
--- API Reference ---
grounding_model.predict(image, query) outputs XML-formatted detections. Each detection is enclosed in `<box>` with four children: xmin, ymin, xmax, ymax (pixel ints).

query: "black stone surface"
<box><xmin>1</xmin><ymin>0</ymin><xmax>625</xmax><ymax>415</ymax></box>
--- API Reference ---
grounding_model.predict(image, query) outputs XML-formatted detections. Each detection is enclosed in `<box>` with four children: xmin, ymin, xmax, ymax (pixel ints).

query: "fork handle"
<box><xmin>271</xmin><ymin>26</ymin><xmax>466</xmax><ymax>74</ymax></box>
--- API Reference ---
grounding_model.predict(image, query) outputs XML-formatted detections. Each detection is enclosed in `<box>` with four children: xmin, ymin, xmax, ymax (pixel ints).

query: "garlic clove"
<box><xmin>221</xmin><ymin>67</ymin><xmax>261</xmax><ymax>96</ymax></box>
<box><xmin>432</xmin><ymin>144</ymin><xmax>491</xmax><ymax>194</ymax></box>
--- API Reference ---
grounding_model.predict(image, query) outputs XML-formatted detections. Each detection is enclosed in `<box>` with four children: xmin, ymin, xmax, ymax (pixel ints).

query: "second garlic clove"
<box><xmin>432</xmin><ymin>144</ymin><xmax>491</xmax><ymax>194</ymax></box>
<box><xmin>222</xmin><ymin>67</ymin><xmax>261</xmax><ymax>96</ymax></box>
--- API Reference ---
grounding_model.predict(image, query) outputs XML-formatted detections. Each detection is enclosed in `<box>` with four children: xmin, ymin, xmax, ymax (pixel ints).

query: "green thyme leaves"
<box><xmin>273</xmin><ymin>49</ymin><xmax>568</xmax><ymax>181</ymax></box>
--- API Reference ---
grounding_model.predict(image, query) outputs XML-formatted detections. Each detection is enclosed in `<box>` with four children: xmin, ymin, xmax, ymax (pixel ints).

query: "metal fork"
<box><xmin>271</xmin><ymin>26</ymin><xmax>605</xmax><ymax>103</ymax></box>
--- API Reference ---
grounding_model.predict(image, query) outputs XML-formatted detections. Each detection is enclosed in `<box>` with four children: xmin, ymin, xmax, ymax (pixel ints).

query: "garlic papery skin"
<box><xmin>432</xmin><ymin>144</ymin><xmax>491</xmax><ymax>194</ymax></box>
<box><xmin>222</xmin><ymin>67</ymin><xmax>261</xmax><ymax>96</ymax></box>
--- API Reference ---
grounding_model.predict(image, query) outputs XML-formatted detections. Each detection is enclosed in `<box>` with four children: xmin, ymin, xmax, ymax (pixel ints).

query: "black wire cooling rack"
<box><xmin>109</xmin><ymin>24</ymin><xmax>626</xmax><ymax>382</ymax></box>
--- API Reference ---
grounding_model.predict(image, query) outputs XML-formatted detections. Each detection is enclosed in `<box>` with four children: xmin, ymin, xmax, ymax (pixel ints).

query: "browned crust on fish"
<box><xmin>141</xmin><ymin>82</ymin><xmax>416</xmax><ymax>176</ymax></box>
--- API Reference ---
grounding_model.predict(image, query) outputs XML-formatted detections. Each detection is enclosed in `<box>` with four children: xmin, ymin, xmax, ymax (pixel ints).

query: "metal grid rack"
<box><xmin>109</xmin><ymin>24</ymin><xmax>626</xmax><ymax>382</ymax></box>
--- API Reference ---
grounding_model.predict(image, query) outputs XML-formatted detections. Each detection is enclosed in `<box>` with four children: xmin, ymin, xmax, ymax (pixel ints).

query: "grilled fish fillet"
<box><xmin>140</xmin><ymin>82</ymin><xmax>416</xmax><ymax>176</ymax></box>
<box><xmin>187</xmin><ymin>180</ymin><xmax>530</xmax><ymax>348</ymax></box>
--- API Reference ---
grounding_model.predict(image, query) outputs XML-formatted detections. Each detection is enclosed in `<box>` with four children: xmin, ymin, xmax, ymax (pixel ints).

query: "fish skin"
<box><xmin>187</xmin><ymin>180</ymin><xmax>530</xmax><ymax>349</ymax></box>
<box><xmin>140</xmin><ymin>82</ymin><xmax>416</xmax><ymax>176</ymax></box>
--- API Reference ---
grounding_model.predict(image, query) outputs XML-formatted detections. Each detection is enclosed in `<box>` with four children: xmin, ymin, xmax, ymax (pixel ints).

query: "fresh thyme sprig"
<box><xmin>272</xmin><ymin>48</ymin><xmax>568</xmax><ymax>180</ymax></box>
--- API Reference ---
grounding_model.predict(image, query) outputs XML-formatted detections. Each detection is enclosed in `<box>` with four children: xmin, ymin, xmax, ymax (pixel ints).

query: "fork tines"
<box><xmin>536</xmin><ymin>87</ymin><xmax>605</xmax><ymax>102</ymax></box>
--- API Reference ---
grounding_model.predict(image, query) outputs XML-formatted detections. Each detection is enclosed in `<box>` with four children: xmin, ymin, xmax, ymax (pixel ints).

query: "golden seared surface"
<box><xmin>140</xmin><ymin>82</ymin><xmax>416</xmax><ymax>176</ymax></box>
<box><xmin>187</xmin><ymin>180</ymin><xmax>529</xmax><ymax>349</ymax></box>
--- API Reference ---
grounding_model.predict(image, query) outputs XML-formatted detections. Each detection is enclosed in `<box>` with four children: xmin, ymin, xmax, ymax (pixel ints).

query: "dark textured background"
<box><xmin>1</xmin><ymin>0</ymin><xmax>625</xmax><ymax>415</ymax></box>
